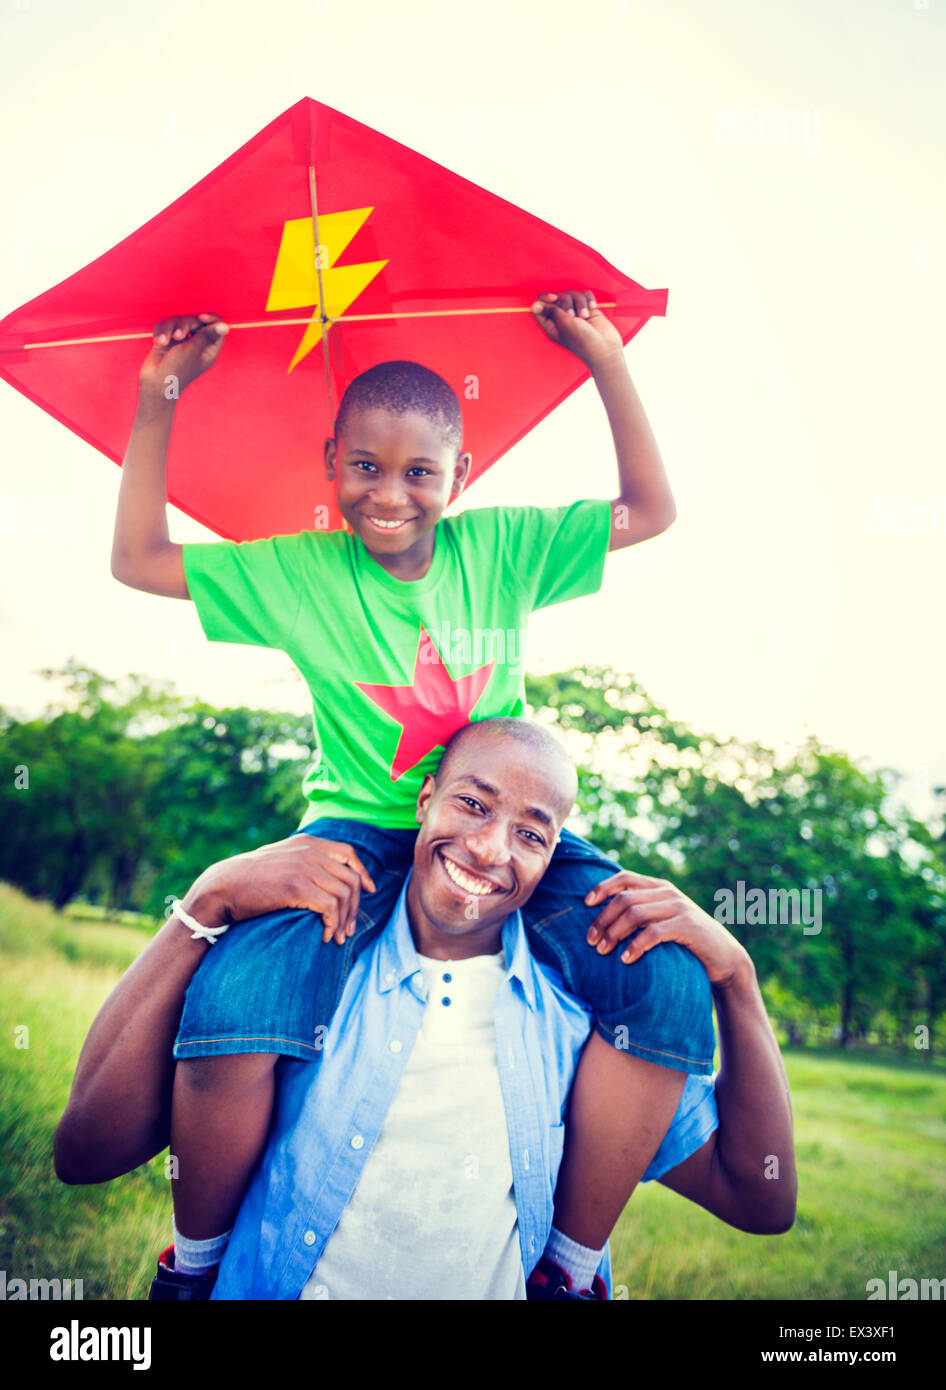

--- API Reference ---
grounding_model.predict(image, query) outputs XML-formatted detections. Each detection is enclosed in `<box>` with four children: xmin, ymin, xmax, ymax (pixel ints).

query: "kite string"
<box><xmin>308</xmin><ymin>163</ymin><xmax>336</xmax><ymax>427</ymax></box>
<box><xmin>13</xmin><ymin>304</ymin><xmax>626</xmax><ymax>350</ymax></box>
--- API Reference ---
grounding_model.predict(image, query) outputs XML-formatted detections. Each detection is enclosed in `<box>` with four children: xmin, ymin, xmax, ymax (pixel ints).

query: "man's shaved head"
<box><xmin>436</xmin><ymin>717</ymin><xmax>578</xmax><ymax>819</ymax></box>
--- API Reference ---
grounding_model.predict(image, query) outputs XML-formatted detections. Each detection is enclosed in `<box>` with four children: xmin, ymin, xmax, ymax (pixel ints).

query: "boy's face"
<box><xmin>325</xmin><ymin>406</ymin><xmax>471</xmax><ymax>559</ymax></box>
<box><xmin>406</xmin><ymin>732</ymin><xmax>576</xmax><ymax>958</ymax></box>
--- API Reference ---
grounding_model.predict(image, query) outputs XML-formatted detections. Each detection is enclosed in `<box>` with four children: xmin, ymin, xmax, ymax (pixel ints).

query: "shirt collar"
<box><xmin>377</xmin><ymin>871</ymin><xmax>538</xmax><ymax>1010</ymax></box>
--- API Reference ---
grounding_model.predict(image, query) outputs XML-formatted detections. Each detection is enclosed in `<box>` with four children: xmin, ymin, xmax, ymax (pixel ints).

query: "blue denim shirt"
<box><xmin>212</xmin><ymin>875</ymin><xmax>717</xmax><ymax>1300</ymax></box>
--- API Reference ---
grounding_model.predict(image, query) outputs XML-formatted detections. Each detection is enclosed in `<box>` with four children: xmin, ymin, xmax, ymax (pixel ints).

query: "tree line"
<box><xmin>2</xmin><ymin>661</ymin><xmax>943</xmax><ymax>1053</ymax></box>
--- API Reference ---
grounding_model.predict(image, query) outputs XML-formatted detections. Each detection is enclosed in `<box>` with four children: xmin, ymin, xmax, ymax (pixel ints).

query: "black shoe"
<box><xmin>526</xmin><ymin>1256</ymin><xmax>607</xmax><ymax>1300</ymax></box>
<box><xmin>148</xmin><ymin>1245</ymin><xmax>218</xmax><ymax>1300</ymax></box>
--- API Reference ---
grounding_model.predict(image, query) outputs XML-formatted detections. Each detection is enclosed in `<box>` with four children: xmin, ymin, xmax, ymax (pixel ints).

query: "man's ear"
<box><xmin>324</xmin><ymin>437</ymin><xmax>337</xmax><ymax>481</ymax></box>
<box><xmin>451</xmin><ymin>451</ymin><xmax>473</xmax><ymax>495</ymax></box>
<box><xmin>416</xmin><ymin>774</ymin><xmax>436</xmax><ymax>823</ymax></box>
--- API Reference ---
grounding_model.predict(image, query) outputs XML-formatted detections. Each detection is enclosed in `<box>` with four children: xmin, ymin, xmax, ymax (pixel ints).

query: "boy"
<box><xmin>110</xmin><ymin>291</ymin><xmax>715</xmax><ymax>1296</ymax></box>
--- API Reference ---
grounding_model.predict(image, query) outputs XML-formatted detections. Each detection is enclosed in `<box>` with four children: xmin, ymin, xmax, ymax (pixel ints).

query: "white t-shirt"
<box><xmin>299</xmin><ymin>948</ymin><xmax>526</xmax><ymax>1300</ymax></box>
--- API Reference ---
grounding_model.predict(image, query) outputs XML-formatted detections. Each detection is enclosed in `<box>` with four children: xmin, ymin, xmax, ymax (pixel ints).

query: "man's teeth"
<box><xmin>368</xmin><ymin>517</ymin><xmax>408</xmax><ymax>529</ymax></box>
<box><xmin>441</xmin><ymin>854</ymin><xmax>495</xmax><ymax>896</ymax></box>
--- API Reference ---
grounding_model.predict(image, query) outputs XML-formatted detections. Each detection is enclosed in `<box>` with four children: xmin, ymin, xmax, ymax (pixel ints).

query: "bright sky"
<box><xmin>1</xmin><ymin>0</ymin><xmax>943</xmax><ymax>813</ymax></box>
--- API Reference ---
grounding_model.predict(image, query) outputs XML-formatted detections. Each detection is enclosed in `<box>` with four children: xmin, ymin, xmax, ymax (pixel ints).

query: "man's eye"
<box><xmin>406</xmin><ymin>467</ymin><xmax>431</xmax><ymax>477</ymax></box>
<box><xmin>521</xmin><ymin>829</ymin><xmax>543</xmax><ymax>844</ymax></box>
<box><xmin>352</xmin><ymin>460</ymin><xmax>377</xmax><ymax>472</ymax></box>
<box><xmin>459</xmin><ymin>796</ymin><xmax>483</xmax><ymax>811</ymax></box>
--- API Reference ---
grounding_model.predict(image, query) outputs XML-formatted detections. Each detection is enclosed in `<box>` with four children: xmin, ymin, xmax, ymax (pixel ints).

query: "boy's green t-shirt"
<box><xmin>181</xmin><ymin>499</ymin><xmax>612</xmax><ymax>829</ymax></box>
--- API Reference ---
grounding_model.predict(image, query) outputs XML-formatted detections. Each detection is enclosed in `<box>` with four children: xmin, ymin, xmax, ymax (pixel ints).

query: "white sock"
<box><xmin>171</xmin><ymin>1220</ymin><xmax>233</xmax><ymax>1276</ymax></box>
<box><xmin>544</xmin><ymin>1225</ymin><xmax>604</xmax><ymax>1293</ymax></box>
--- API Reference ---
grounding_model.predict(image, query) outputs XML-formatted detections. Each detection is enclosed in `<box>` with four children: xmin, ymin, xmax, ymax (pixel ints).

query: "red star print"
<box><xmin>356</xmin><ymin>624</ymin><xmax>494</xmax><ymax>780</ymax></box>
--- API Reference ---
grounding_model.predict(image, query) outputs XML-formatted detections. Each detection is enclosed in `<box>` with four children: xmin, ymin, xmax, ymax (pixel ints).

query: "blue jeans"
<box><xmin>174</xmin><ymin>819</ymin><xmax>715</xmax><ymax>1074</ymax></box>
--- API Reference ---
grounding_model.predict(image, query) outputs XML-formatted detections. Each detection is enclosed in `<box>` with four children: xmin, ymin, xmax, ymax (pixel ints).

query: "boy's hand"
<box><xmin>584</xmin><ymin>869</ymin><xmax>752</xmax><ymax>986</ymax></box>
<box><xmin>138</xmin><ymin>312</ymin><xmax>229</xmax><ymax>399</ymax></box>
<box><xmin>531</xmin><ymin>290</ymin><xmax>623</xmax><ymax>369</ymax></box>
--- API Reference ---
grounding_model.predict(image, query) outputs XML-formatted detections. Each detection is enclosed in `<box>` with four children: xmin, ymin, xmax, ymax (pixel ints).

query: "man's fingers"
<box><xmin>587</xmin><ymin>889</ymin><xmax>679</xmax><ymax>950</ymax></box>
<box><xmin>307</xmin><ymin>864</ymin><xmax>358</xmax><ymax>936</ymax></box>
<box><xmin>585</xmin><ymin>870</ymin><xmax>667</xmax><ymax>904</ymax></box>
<box><xmin>317</xmin><ymin>841</ymin><xmax>376</xmax><ymax>894</ymax></box>
<box><xmin>621</xmin><ymin>922</ymin><xmax>665</xmax><ymax>965</ymax></box>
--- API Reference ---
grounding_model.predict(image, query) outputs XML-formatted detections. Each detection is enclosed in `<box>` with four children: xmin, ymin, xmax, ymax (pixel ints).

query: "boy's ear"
<box><xmin>451</xmin><ymin>450</ymin><xmax>473</xmax><ymax>495</ymax></box>
<box><xmin>324</xmin><ymin>437</ymin><xmax>337</xmax><ymax>480</ymax></box>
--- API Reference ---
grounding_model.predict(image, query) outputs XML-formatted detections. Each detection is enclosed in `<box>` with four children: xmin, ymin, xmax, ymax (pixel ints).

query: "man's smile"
<box><xmin>437</xmin><ymin>848</ymin><xmax>505</xmax><ymax>898</ymax></box>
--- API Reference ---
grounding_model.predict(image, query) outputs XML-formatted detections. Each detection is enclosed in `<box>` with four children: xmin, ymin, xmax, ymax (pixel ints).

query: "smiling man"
<box><xmin>56</xmin><ymin>715</ymin><xmax>796</xmax><ymax>1300</ymax></box>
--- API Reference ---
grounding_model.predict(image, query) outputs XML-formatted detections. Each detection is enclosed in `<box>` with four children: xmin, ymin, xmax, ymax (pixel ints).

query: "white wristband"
<box><xmin>171</xmin><ymin>899</ymin><xmax>231</xmax><ymax>944</ymax></box>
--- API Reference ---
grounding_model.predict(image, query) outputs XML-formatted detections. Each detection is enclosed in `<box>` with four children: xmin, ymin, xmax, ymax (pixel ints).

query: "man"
<box><xmin>55</xmin><ymin>718</ymin><xmax>796</xmax><ymax>1299</ymax></box>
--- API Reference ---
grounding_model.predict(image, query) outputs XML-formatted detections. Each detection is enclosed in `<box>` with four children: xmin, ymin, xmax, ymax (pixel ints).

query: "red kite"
<box><xmin>0</xmin><ymin>98</ymin><xmax>667</xmax><ymax>541</ymax></box>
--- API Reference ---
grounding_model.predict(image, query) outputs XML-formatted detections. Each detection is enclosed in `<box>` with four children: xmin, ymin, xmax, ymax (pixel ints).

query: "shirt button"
<box><xmin>351</xmin><ymin>1134</ymin><xmax>365</xmax><ymax>1150</ymax></box>
<box><xmin>385</xmin><ymin>970</ymin><xmax>396</xmax><ymax>983</ymax></box>
<box><xmin>390</xmin><ymin>1039</ymin><xmax>402</xmax><ymax>1053</ymax></box>
<box><xmin>442</xmin><ymin>996</ymin><xmax>452</xmax><ymax>1006</ymax></box>
<box><xmin>303</xmin><ymin>1230</ymin><xmax>316</xmax><ymax>1246</ymax></box>
<box><xmin>442</xmin><ymin>972</ymin><xmax>453</xmax><ymax>983</ymax></box>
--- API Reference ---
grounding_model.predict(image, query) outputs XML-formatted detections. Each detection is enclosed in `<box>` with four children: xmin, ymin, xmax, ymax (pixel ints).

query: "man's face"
<box><xmin>325</xmin><ymin>406</ymin><xmax>471</xmax><ymax>559</ymax></box>
<box><xmin>407</xmin><ymin>732</ymin><xmax>576</xmax><ymax>956</ymax></box>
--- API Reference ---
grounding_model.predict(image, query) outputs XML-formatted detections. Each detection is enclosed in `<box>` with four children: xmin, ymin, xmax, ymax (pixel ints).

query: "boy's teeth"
<box><xmin>441</xmin><ymin>854</ymin><xmax>494</xmax><ymax>896</ymax></box>
<box><xmin>369</xmin><ymin>517</ymin><xmax>406</xmax><ymax>529</ymax></box>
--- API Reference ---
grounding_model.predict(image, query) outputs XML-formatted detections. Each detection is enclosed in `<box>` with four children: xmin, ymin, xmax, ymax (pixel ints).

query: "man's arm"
<box><xmin>531</xmin><ymin>290</ymin><xmax>676</xmax><ymax>550</ymax></box>
<box><xmin>584</xmin><ymin>869</ymin><xmax>797</xmax><ymax>1234</ymax></box>
<box><xmin>657</xmin><ymin>958</ymin><xmax>796</xmax><ymax>1234</ymax></box>
<box><xmin>54</xmin><ymin>836</ymin><xmax>374</xmax><ymax>1183</ymax></box>
<box><xmin>111</xmin><ymin>313</ymin><xmax>228</xmax><ymax>597</ymax></box>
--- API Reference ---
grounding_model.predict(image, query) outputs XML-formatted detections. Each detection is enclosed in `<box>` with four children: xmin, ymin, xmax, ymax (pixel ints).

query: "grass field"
<box><xmin>2</xmin><ymin>881</ymin><xmax>944</xmax><ymax>1301</ymax></box>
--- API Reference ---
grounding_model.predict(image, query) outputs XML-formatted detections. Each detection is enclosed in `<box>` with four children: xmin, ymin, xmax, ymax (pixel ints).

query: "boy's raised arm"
<box><xmin>531</xmin><ymin>290</ymin><xmax>677</xmax><ymax>551</ymax></box>
<box><xmin>111</xmin><ymin>313</ymin><xmax>229</xmax><ymax>598</ymax></box>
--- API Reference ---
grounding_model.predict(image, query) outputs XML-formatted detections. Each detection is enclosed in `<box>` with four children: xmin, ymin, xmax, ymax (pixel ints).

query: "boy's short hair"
<box><xmin>334</xmin><ymin>360</ymin><xmax>463</xmax><ymax>454</ymax></box>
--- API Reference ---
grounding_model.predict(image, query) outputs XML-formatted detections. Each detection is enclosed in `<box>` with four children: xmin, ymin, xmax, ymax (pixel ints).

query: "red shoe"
<box><xmin>526</xmin><ymin>1255</ymin><xmax>608</xmax><ymax>1300</ymax></box>
<box><xmin>148</xmin><ymin>1245</ymin><xmax>218</xmax><ymax>1300</ymax></box>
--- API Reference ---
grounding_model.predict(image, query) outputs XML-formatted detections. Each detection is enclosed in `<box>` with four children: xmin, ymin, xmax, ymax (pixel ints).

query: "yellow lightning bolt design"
<box><xmin>266</xmin><ymin>207</ymin><xmax>388</xmax><ymax>372</ymax></box>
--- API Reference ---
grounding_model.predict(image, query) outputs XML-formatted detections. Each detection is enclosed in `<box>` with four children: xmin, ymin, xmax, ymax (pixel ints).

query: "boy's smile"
<box><xmin>325</xmin><ymin>406</ymin><xmax>471</xmax><ymax>580</ymax></box>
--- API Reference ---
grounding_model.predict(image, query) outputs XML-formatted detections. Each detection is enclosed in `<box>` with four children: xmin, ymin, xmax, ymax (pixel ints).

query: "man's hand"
<box><xmin>138</xmin><ymin>312</ymin><xmax>229</xmax><ymax>399</ymax></box>
<box><xmin>188</xmin><ymin>836</ymin><xmax>376</xmax><ymax>946</ymax></box>
<box><xmin>531</xmin><ymin>290</ymin><xmax>623</xmax><ymax>370</ymax></box>
<box><xmin>584</xmin><ymin>870</ymin><xmax>751</xmax><ymax>985</ymax></box>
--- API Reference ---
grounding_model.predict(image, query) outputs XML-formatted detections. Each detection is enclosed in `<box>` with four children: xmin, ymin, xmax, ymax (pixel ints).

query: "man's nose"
<box><xmin>464</xmin><ymin>821</ymin><xmax>512</xmax><ymax>867</ymax></box>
